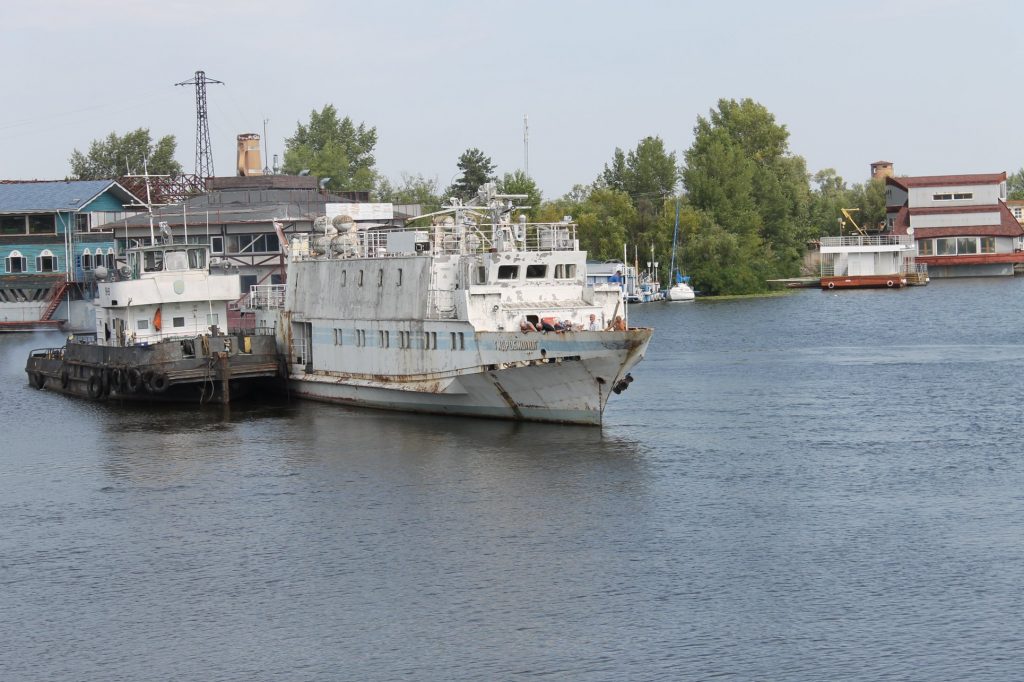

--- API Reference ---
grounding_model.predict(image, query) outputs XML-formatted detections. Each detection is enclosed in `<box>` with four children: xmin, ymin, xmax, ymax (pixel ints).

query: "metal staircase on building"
<box><xmin>40</xmin><ymin>281</ymin><xmax>70</xmax><ymax>321</ymax></box>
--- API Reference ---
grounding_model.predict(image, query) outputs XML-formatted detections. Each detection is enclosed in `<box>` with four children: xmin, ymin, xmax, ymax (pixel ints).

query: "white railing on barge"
<box><xmin>819</xmin><ymin>235</ymin><xmax>914</xmax><ymax>248</ymax></box>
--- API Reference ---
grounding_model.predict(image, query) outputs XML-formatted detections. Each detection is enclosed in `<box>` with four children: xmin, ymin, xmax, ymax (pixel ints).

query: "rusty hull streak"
<box><xmin>488</xmin><ymin>373</ymin><xmax>525</xmax><ymax>419</ymax></box>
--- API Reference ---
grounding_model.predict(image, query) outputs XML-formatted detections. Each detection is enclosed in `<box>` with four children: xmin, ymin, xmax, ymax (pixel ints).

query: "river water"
<box><xmin>2</xmin><ymin>279</ymin><xmax>1023</xmax><ymax>681</ymax></box>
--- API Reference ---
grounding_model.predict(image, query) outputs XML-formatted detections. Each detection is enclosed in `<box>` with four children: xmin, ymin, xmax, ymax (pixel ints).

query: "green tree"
<box><xmin>446</xmin><ymin>148</ymin><xmax>496</xmax><ymax>201</ymax></box>
<box><xmin>1009</xmin><ymin>168</ymin><xmax>1024</xmax><ymax>200</ymax></box>
<box><xmin>69</xmin><ymin>128</ymin><xmax>182</xmax><ymax>180</ymax></box>
<box><xmin>282</xmin><ymin>104</ymin><xmax>377</xmax><ymax>192</ymax></box>
<box><xmin>375</xmin><ymin>173</ymin><xmax>442</xmax><ymax>211</ymax></box>
<box><xmin>682</xmin><ymin>98</ymin><xmax>812</xmax><ymax>293</ymax></box>
<box><xmin>572</xmin><ymin>188</ymin><xmax>636</xmax><ymax>261</ymax></box>
<box><xmin>497</xmin><ymin>170</ymin><xmax>542</xmax><ymax>219</ymax></box>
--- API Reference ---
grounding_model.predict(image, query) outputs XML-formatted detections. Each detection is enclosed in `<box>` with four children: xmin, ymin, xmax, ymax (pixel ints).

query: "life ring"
<box><xmin>126</xmin><ymin>368</ymin><xmax>142</xmax><ymax>393</ymax></box>
<box><xmin>827</xmin><ymin>282</ymin><xmax>835</xmax><ymax>290</ymax></box>
<box><xmin>60</xmin><ymin>367</ymin><xmax>70</xmax><ymax>388</ymax></box>
<box><xmin>147</xmin><ymin>372</ymin><xmax>169</xmax><ymax>393</ymax></box>
<box><xmin>886</xmin><ymin>280</ymin><xmax>894</xmax><ymax>288</ymax></box>
<box><xmin>87</xmin><ymin>373</ymin><xmax>104</xmax><ymax>400</ymax></box>
<box><xmin>30</xmin><ymin>371</ymin><xmax>46</xmax><ymax>389</ymax></box>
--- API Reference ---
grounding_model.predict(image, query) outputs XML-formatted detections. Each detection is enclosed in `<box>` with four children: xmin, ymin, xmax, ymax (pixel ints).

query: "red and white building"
<box><xmin>886</xmin><ymin>172</ymin><xmax>1024</xmax><ymax>277</ymax></box>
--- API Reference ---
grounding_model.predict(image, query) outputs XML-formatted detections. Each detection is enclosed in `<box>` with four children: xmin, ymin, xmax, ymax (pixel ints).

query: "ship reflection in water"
<box><xmin>4</xmin><ymin>279</ymin><xmax>1024</xmax><ymax>680</ymax></box>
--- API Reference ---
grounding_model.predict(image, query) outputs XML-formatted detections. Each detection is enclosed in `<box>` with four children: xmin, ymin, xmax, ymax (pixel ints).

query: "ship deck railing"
<box><xmin>819</xmin><ymin>235</ymin><xmax>914</xmax><ymax>248</ymax></box>
<box><xmin>294</xmin><ymin>222</ymin><xmax>579</xmax><ymax>260</ymax></box>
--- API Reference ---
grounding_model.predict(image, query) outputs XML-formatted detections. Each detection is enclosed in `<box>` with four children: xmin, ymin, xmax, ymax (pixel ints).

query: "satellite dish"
<box><xmin>907</xmin><ymin>227</ymin><xmax>915</xmax><ymax>236</ymax></box>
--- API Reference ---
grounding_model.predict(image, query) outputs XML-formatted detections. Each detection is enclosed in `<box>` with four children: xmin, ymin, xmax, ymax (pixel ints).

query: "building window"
<box><xmin>106</xmin><ymin>249</ymin><xmax>116</xmax><ymax>269</ymax></box>
<box><xmin>554</xmin><ymin>264</ymin><xmax>577</xmax><ymax>279</ymax></box>
<box><xmin>526</xmin><ymin>264</ymin><xmax>547</xmax><ymax>279</ymax></box>
<box><xmin>497</xmin><ymin>265</ymin><xmax>519</xmax><ymax>280</ymax></box>
<box><xmin>980</xmin><ymin>237</ymin><xmax>996</xmax><ymax>254</ymax></box>
<box><xmin>5</xmin><ymin>250</ymin><xmax>27</xmax><ymax>273</ymax></box>
<box><xmin>933</xmin><ymin>193</ymin><xmax>953</xmax><ymax>201</ymax></box>
<box><xmin>953</xmin><ymin>193</ymin><xmax>973</xmax><ymax>200</ymax></box>
<box><xmin>28</xmin><ymin>215</ymin><xmax>55</xmax><ymax>235</ymax></box>
<box><xmin>933</xmin><ymin>192</ymin><xmax>974</xmax><ymax>202</ymax></box>
<box><xmin>81</xmin><ymin>249</ymin><xmax>93</xmax><ymax>270</ymax></box>
<box><xmin>1</xmin><ymin>215</ymin><xmax>26</xmax><ymax>235</ymax></box>
<box><xmin>936</xmin><ymin>238</ymin><xmax>957</xmax><ymax>255</ymax></box>
<box><xmin>76</xmin><ymin>214</ymin><xmax>90</xmax><ymax>231</ymax></box>
<box><xmin>210</xmin><ymin>235</ymin><xmax>224</xmax><ymax>253</ymax></box>
<box><xmin>226</xmin><ymin>233</ymin><xmax>280</xmax><ymax>253</ymax></box>
<box><xmin>918</xmin><ymin>240</ymin><xmax>934</xmax><ymax>256</ymax></box>
<box><xmin>173</xmin><ymin>316</ymin><xmax>186</xmax><ymax>328</ymax></box>
<box><xmin>36</xmin><ymin>250</ymin><xmax>57</xmax><ymax>272</ymax></box>
<box><xmin>957</xmin><ymin>237</ymin><xmax>978</xmax><ymax>254</ymax></box>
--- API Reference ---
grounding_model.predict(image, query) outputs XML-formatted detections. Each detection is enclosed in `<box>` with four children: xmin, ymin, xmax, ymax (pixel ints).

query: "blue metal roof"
<box><xmin>0</xmin><ymin>180</ymin><xmax>137</xmax><ymax>213</ymax></box>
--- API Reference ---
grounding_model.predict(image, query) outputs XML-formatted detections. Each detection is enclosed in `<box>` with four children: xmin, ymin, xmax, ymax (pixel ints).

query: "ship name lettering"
<box><xmin>497</xmin><ymin>339</ymin><xmax>538</xmax><ymax>351</ymax></box>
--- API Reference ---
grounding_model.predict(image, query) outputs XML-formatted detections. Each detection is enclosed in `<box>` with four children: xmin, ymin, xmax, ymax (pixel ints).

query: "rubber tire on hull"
<box><xmin>147</xmin><ymin>372</ymin><xmax>169</xmax><ymax>393</ymax></box>
<box><xmin>87</xmin><ymin>374</ymin><xmax>104</xmax><ymax>400</ymax></box>
<box><xmin>60</xmin><ymin>367</ymin><xmax>70</xmax><ymax>388</ymax></box>
<box><xmin>30</xmin><ymin>372</ymin><xmax>45</xmax><ymax>390</ymax></box>
<box><xmin>126</xmin><ymin>368</ymin><xmax>142</xmax><ymax>393</ymax></box>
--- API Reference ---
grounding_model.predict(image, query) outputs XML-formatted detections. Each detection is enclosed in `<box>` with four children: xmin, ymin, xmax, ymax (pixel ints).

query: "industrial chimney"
<box><xmin>237</xmin><ymin>133</ymin><xmax>264</xmax><ymax>176</ymax></box>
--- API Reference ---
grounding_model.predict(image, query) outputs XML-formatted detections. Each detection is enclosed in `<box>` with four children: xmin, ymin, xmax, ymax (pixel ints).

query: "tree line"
<box><xmin>67</xmin><ymin>99</ymin><xmax>1024</xmax><ymax>295</ymax></box>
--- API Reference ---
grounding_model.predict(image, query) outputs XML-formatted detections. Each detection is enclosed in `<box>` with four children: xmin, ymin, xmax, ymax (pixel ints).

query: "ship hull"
<box><xmin>283</xmin><ymin>329</ymin><xmax>651</xmax><ymax>425</ymax></box>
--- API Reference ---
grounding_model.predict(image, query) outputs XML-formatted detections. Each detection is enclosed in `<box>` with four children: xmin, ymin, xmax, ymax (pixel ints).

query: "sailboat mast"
<box><xmin>669</xmin><ymin>196</ymin><xmax>680</xmax><ymax>282</ymax></box>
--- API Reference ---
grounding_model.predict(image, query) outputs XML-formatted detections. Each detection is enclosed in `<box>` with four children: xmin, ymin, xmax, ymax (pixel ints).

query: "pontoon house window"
<box><xmin>980</xmin><ymin>237</ymin><xmax>996</xmax><ymax>254</ymax></box>
<box><xmin>918</xmin><ymin>240</ymin><xmax>934</xmax><ymax>256</ymax></box>
<box><xmin>5</xmin><ymin>250</ymin><xmax>27</xmax><ymax>273</ymax></box>
<box><xmin>956</xmin><ymin>237</ymin><xmax>978</xmax><ymax>255</ymax></box>
<box><xmin>526</xmin><ymin>264</ymin><xmax>547</xmax><ymax>279</ymax></box>
<box><xmin>953</xmin><ymin>193</ymin><xmax>973</xmax><ymax>200</ymax></box>
<box><xmin>36</xmin><ymin>250</ymin><xmax>57</xmax><ymax>272</ymax></box>
<box><xmin>497</xmin><ymin>265</ymin><xmax>519</xmax><ymax>280</ymax></box>
<box><xmin>933</xmin><ymin>193</ymin><xmax>953</xmax><ymax>201</ymax></box>
<box><xmin>936</xmin><ymin>238</ymin><xmax>956</xmax><ymax>255</ymax></box>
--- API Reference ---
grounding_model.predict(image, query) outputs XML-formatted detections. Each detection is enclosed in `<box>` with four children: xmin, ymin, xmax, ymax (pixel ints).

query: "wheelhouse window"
<box><xmin>28</xmin><ymin>215</ymin><xmax>55</xmax><ymax>235</ymax></box>
<box><xmin>36</xmin><ymin>250</ymin><xmax>57</xmax><ymax>272</ymax></box>
<box><xmin>554</xmin><ymin>264</ymin><xmax>577</xmax><ymax>279</ymax></box>
<box><xmin>143</xmin><ymin>250</ymin><xmax>164</xmax><ymax>272</ymax></box>
<box><xmin>187</xmin><ymin>248</ymin><xmax>206</xmax><ymax>269</ymax></box>
<box><xmin>497</xmin><ymin>265</ymin><xmax>519</xmax><ymax>280</ymax></box>
<box><xmin>526</xmin><ymin>264</ymin><xmax>547</xmax><ymax>279</ymax></box>
<box><xmin>5</xmin><ymin>250</ymin><xmax>27</xmax><ymax>273</ymax></box>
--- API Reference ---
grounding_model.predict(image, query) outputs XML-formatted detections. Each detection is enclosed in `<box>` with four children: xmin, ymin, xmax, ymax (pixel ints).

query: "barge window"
<box><xmin>526</xmin><ymin>264</ymin><xmax>547</xmax><ymax>279</ymax></box>
<box><xmin>334</xmin><ymin>329</ymin><xmax>343</xmax><ymax>346</ymax></box>
<box><xmin>358</xmin><ymin>270</ymin><xmax>364</xmax><ymax>287</ymax></box>
<box><xmin>497</xmin><ymin>265</ymin><xmax>519</xmax><ymax>280</ymax></box>
<box><xmin>424</xmin><ymin>331</ymin><xmax>437</xmax><ymax>350</ymax></box>
<box><xmin>379</xmin><ymin>330</ymin><xmax>389</xmax><ymax>348</ymax></box>
<box><xmin>458</xmin><ymin>332</ymin><xmax>465</xmax><ymax>350</ymax></box>
<box><xmin>173</xmin><ymin>316</ymin><xmax>185</xmax><ymax>328</ymax></box>
<box><xmin>378</xmin><ymin>269</ymin><xmax>384</xmax><ymax>287</ymax></box>
<box><xmin>356</xmin><ymin>329</ymin><xmax>366</xmax><ymax>347</ymax></box>
<box><xmin>341</xmin><ymin>270</ymin><xmax>347</xmax><ymax>286</ymax></box>
<box><xmin>554</xmin><ymin>264</ymin><xmax>576</xmax><ymax>279</ymax></box>
<box><xmin>397</xmin><ymin>268</ymin><xmax>403</xmax><ymax>286</ymax></box>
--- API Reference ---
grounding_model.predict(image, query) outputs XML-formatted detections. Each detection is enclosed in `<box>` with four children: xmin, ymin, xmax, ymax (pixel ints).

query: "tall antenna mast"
<box><xmin>523</xmin><ymin>114</ymin><xmax>529</xmax><ymax>177</ymax></box>
<box><xmin>176</xmin><ymin>70</ymin><xmax>224</xmax><ymax>179</ymax></box>
<box><xmin>262</xmin><ymin>118</ymin><xmax>271</xmax><ymax>175</ymax></box>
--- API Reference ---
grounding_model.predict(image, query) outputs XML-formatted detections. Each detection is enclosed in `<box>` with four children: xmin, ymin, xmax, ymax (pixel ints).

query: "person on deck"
<box><xmin>608</xmin><ymin>270</ymin><xmax>623</xmax><ymax>284</ymax></box>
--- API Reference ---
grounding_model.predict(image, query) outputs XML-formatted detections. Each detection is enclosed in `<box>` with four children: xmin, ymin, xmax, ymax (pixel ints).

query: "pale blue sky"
<box><xmin>1</xmin><ymin>0</ymin><xmax>1020</xmax><ymax>199</ymax></box>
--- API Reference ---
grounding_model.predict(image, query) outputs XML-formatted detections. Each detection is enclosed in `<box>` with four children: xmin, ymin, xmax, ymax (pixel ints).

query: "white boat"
<box><xmin>249</xmin><ymin>184</ymin><xmax>653</xmax><ymax>425</ymax></box>
<box><xmin>665</xmin><ymin>198</ymin><xmax>695</xmax><ymax>302</ymax></box>
<box><xmin>25</xmin><ymin>222</ymin><xmax>281</xmax><ymax>403</ymax></box>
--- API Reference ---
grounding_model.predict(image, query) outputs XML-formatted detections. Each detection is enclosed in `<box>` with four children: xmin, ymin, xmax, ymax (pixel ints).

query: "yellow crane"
<box><xmin>840</xmin><ymin>208</ymin><xmax>866</xmax><ymax>236</ymax></box>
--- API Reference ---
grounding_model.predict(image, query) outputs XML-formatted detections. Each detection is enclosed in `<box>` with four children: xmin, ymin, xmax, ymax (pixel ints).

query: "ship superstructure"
<box><xmin>250</xmin><ymin>184</ymin><xmax>652</xmax><ymax>425</ymax></box>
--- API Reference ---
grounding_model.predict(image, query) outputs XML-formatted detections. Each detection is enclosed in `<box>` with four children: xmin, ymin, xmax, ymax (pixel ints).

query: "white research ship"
<box><xmin>248</xmin><ymin>183</ymin><xmax>652</xmax><ymax>425</ymax></box>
